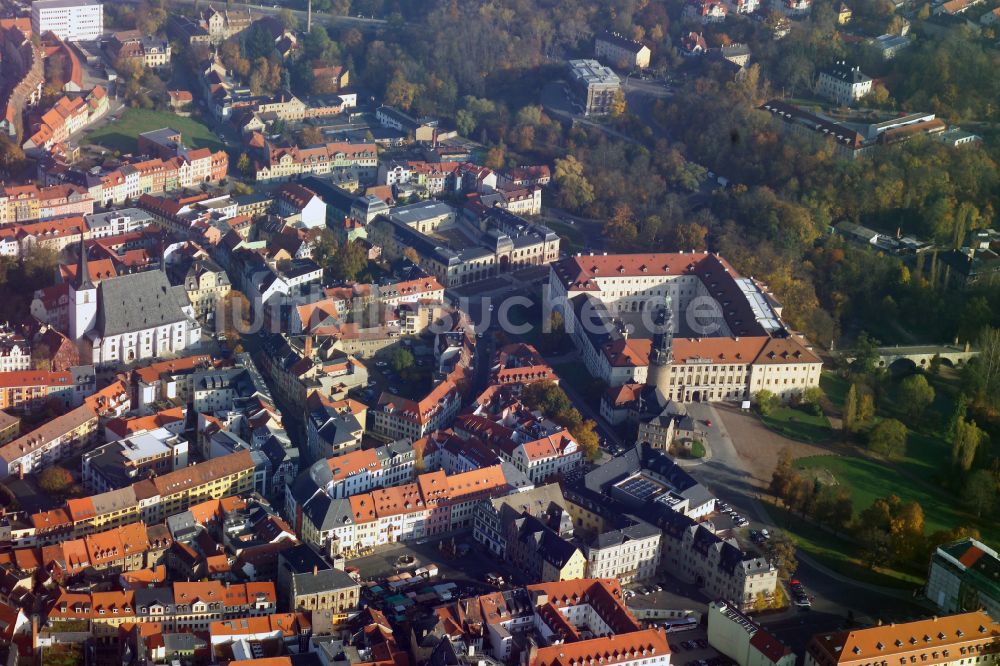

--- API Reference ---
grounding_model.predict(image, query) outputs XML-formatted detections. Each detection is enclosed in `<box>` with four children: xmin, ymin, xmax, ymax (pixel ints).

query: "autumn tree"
<box><xmin>38</xmin><ymin>466</ymin><xmax>74</xmax><ymax>494</ymax></box>
<box><xmin>574</xmin><ymin>419</ymin><xmax>601</xmax><ymax>462</ymax></box>
<box><xmin>296</xmin><ymin>126</ymin><xmax>325</xmax><ymax>146</ymax></box>
<box><xmin>666</xmin><ymin>222</ymin><xmax>708</xmax><ymax>251</ymax></box>
<box><xmin>484</xmin><ymin>143</ymin><xmax>506</xmax><ymax>171</ymax></box>
<box><xmin>763</xmin><ymin>532</ymin><xmax>798</xmax><ymax>578</ymax></box>
<box><xmin>868</xmin><ymin>419</ymin><xmax>907</xmax><ymax>459</ymax></box>
<box><xmin>330</xmin><ymin>241</ymin><xmax>367</xmax><ymax>282</ymax></box>
<box><xmin>553</xmin><ymin>155</ymin><xmax>594</xmax><ymax>211</ymax></box>
<box><xmin>236</xmin><ymin>153</ymin><xmax>251</xmax><ymax>176</ymax></box>
<box><xmin>897</xmin><ymin>374</ymin><xmax>935</xmax><ymax>420</ymax></box>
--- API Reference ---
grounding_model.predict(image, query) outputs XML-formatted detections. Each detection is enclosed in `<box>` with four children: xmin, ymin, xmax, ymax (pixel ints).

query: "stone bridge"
<box><xmin>839</xmin><ymin>344</ymin><xmax>978</xmax><ymax>369</ymax></box>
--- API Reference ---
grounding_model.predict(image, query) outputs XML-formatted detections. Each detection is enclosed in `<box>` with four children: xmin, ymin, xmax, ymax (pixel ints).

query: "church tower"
<box><xmin>646</xmin><ymin>293</ymin><xmax>674</xmax><ymax>391</ymax></box>
<box><xmin>68</xmin><ymin>235</ymin><xmax>97</xmax><ymax>341</ymax></box>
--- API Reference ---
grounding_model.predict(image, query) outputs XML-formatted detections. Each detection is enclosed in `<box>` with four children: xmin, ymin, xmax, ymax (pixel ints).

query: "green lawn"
<box><xmin>545</xmin><ymin>219</ymin><xmax>587</xmax><ymax>253</ymax></box>
<box><xmin>761</xmin><ymin>406</ymin><xmax>833</xmax><ymax>443</ymax></box>
<box><xmin>794</xmin><ymin>454</ymin><xmax>1000</xmax><ymax>545</ymax></box>
<box><xmin>85</xmin><ymin>109</ymin><xmax>225</xmax><ymax>153</ymax></box>
<box><xmin>820</xmin><ymin>371</ymin><xmax>851</xmax><ymax>410</ymax></box>
<box><xmin>766</xmin><ymin>502</ymin><xmax>923</xmax><ymax>590</ymax></box>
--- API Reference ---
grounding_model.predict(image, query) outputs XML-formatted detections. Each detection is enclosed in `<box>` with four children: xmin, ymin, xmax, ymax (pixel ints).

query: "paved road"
<box><xmin>682</xmin><ymin>402</ymin><xmax>929</xmax><ymax>630</ymax></box>
<box><xmin>144</xmin><ymin>0</ymin><xmax>389</xmax><ymax>30</ymax></box>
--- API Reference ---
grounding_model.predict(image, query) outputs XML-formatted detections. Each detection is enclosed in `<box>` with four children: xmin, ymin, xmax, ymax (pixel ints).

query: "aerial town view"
<box><xmin>0</xmin><ymin>0</ymin><xmax>998</xmax><ymax>663</ymax></box>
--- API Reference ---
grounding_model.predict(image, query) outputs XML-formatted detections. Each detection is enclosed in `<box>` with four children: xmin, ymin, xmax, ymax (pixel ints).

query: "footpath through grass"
<box><xmin>85</xmin><ymin>109</ymin><xmax>225</xmax><ymax>153</ymax></box>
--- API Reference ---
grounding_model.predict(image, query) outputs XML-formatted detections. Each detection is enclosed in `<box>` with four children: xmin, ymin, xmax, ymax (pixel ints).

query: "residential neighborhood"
<box><xmin>0</xmin><ymin>0</ymin><xmax>997</xmax><ymax>664</ymax></box>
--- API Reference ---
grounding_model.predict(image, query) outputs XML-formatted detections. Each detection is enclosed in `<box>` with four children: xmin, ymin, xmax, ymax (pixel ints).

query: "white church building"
<box><xmin>68</xmin><ymin>239</ymin><xmax>202</xmax><ymax>365</ymax></box>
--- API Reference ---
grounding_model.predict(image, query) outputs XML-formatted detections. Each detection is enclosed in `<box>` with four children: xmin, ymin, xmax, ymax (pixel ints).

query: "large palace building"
<box><xmin>548</xmin><ymin>252</ymin><xmax>822</xmax><ymax>402</ymax></box>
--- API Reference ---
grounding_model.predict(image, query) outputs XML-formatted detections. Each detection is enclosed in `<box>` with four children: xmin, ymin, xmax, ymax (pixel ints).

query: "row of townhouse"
<box><xmin>0</xmin><ymin>403</ymin><xmax>99</xmax><ymax>480</ymax></box>
<box><xmin>11</xmin><ymin>520</ymin><xmax>172</xmax><ymax>580</ymax></box>
<box><xmin>0</xmin><ymin>368</ymin><xmax>90</xmax><ymax>413</ymax></box>
<box><xmin>6</xmin><ymin>208</ymin><xmax>154</xmax><ymax>260</ymax></box>
<box><xmin>26</xmin><ymin>449</ymin><xmax>256</xmax><ymax>544</ymax></box>
<box><xmin>255</xmin><ymin>140</ymin><xmax>379</xmax><ymax>183</ymax></box>
<box><xmin>0</xmin><ymin>182</ymin><xmax>95</xmax><ymax>225</ymax></box>
<box><xmin>83</xmin><ymin>152</ymin><xmax>228</xmax><ymax>207</ymax></box>
<box><xmin>287</xmin><ymin>463</ymin><xmax>531</xmax><ymax>556</ymax></box>
<box><xmin>23</xmin><ymin>86</ymin><xmax>108</xmax><ymax>153</ymax></box>
<box><xmin>46</xmin><ymin>580</ymin><xmax>277</xmax><ymax>639</ymax></box>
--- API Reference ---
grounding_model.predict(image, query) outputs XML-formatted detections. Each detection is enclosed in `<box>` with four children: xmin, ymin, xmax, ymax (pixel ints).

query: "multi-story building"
<box><xmin>568</xmin><ymin>59</ymin><xmax>621</xmax><ymax>115</ymax></box>
<box><xmin>433</xmin><ymin>579</ymin><xmax>668</xmax><ymax>666</ymax></box>
<box><xmin>108</xmin><ymin>30</ymin><xmax>172</xmax><ymax>69</ymax></box>
<box><xmin>277</xmin><ymin>544</ymin><xmax>360</xmax><ymax>620</ymax></box>
<box><xmin>507</xmin><ymin>513</ymin><xmax>587</xmax><ymax>582</ymax></box>
<box><xmin>707</xmin><ymin>601</ymin><xmax>795</xmax><ymax>666</ymax></box>
<box><xmin>369</xmin><ymin>379</ymin><xmax>462</xmax><ymax>441</ymax></box>
<box><xmin>182</xmin><ymin>258</ymin><xmax>231</xmax><ymax>322</ymax></box>
<box><xmin>371</xmin><ymin>206</ymin><xmax>559</xmax><ymax>288</ymax></box>
<box><xmin>0</xmin><ymin>403</ymin><xmax>98</xmax><ymax>479</ymax></box>
<box><xmin>454</xmin><ymin>413</ymin><xmax>583</xmax><ymax>485</ymax></box>
<box><xmin>926</xmin><ymin>539</ymin><xmax>1000</xmax><ymax>620</ymax></box>
<box><xmin>255</xmin><ymin>141</ymin><xmax>378</xmax><ymax>183</ymax></box>
<box><xmin>804</xmin><ymin>611</ymin><xmax>999</xmax><ymax>666</ymax></box>
<box><xmin>595</xmin><ymin>31</ymin><xmax>652</xmax><ymax>69</ymax></box>
<box><xmin>81</xmin><ymin>427</ymin><xmax>190</xmax><ymax>493</ymax></box>
<box><xmin>0</xmin><ymin>334</ymin><xmax>30</xmax><ymax>373</ymax></box>
<box><xmin>32</xmin><ymin>521</ymin><xmax>170</xmax><ymax>579</ymax></box>
<box><xmin>474</xmin><ymin>483</ymin><xmax>569</xmax><ymax>557</ymax></box>
<box><xmin>287</xmin><ymin>463</ymin><xmax>528</xmax><ymax>556</ymax></box>
<box><xmin>585</xmin><ymin>521</ymin><xmax>662</xmax><ymax>583</ymax></box>
<box><xmin>550</xmin><ymin>253</ymin><xmax>822</xmax><ymax>399</ymax></box>
<box><xmin>23</xmin><ymin>86</ymin><xmax>110</xmax><ymax>151</ymax></box>
<box><xmin>314</xmin><ymin>439</ymin><xmax>414</xmax><ymax>498</ymax></box>
<box><xmin>0</xmin><ymin>368</ymin><xmax>93</xmax><ymax>413</ymax></box>
<box><xmin>31</xmin><ymin>0</ymin><xmax>104</xmax><ymax>42</ymax></box>
<box><xmin>47</xmin><ymin>581</ymin><xmax>277</xmax><ymax>637</ymax></box>
<box><xmin>30</xmin><ymin>448</ymin><xmax>256</xmax><ymax>540</ymax></box>
<box><xmin>815</xmin><ymin>62</ymin><xmax>872</xmax><ymax>106</ymax></box>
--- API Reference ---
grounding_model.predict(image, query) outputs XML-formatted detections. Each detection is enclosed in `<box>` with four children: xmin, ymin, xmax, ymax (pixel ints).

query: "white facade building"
<box><xmin>32</xmin><ymin>0</ymin><xmax>104</xmax><ymax>41</ymax></box>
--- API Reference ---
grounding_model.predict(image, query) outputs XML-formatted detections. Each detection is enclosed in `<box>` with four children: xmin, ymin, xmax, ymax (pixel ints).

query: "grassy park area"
<box><xmin>85</xmin><ymin>109</ymin><xmax>225</xmax><ymax>153</ymax></box>
<box><xmin>761</xmin><ymin>406</ymin><xmax>833</xmax><ymax>443</ymax></box>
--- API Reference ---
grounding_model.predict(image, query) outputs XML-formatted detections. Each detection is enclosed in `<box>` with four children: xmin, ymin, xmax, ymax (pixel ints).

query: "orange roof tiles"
<box><xmin>808</xmin><ymin>611</ymin><xmax>998</xmax><ymax>665</ymax></box>
<box><xmin>133</xmin><ymin>355</ymin><xmax>213</xmax><ymax>384</ymax></box>
<box><xmin>532</xmin><ymin>628</ymin><xmax>670</xmax><ymax>666</ymax></box>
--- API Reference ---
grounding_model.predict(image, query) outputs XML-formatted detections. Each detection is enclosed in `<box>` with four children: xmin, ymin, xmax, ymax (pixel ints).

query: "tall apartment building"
<box><xmin>31</xmin><ymin>0</ymin><xmax>104</xmax><ymax>41</ymax></box>
<box><xmin>926</xmin><ymin>539</ymin><xmax>1000</xmax><ymax>620</ymax></box>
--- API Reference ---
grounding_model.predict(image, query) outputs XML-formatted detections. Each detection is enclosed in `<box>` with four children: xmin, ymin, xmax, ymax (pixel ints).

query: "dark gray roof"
<box><xmin>96</xmin><ymin>270</ymin><xmax>189</xmax><ymax>337</ymax></box>
<box><xmin>303</xmin><ymin>494</ymin><xmax>355</xmax><ymax>531</ymax></box>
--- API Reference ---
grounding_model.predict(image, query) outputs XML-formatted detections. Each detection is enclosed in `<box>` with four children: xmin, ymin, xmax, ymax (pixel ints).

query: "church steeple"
<box><xmin>69</xmin><ymin>233</ymin><xmax>98</xmax><ymax>342</ymax></box>
<box><xmin>74</xmin><ymin>234</ymin><xmax>94</xmax><ymax>290</ymax></box>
